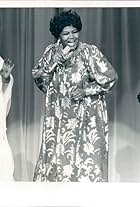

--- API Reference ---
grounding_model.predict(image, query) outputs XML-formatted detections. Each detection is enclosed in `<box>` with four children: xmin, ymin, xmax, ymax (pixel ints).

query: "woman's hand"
<box><xmin>0</xmin><ymin>59</ymin><xmax>14</xmax><ymax>83</ymax></box>
<box><xmin>53</xmin><ymin>46</ymin><xmax>73</xmax><ymax>65</ymax></box>
<box><xmin>53</xmin><ymin>50</ymin><xmax>66</xmax><ymax>65</ymax></box>
<box><xmin>70</xmin><ymin>88</ymin><xmax>86</xmax><ymax>101</ymax></box>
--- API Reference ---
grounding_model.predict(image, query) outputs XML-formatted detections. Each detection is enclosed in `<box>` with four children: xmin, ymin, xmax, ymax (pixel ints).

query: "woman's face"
<box><xmin>59</xmin><ymin>25</ymin><xmax>80</xmax><ymax>50</ymax></box>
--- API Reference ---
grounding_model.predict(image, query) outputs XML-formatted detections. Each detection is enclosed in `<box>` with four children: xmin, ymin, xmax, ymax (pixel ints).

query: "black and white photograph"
<box><xmin>0</xmin><ymin>2</ymin><xmax>140</xmax><ymax>206</ymax></box>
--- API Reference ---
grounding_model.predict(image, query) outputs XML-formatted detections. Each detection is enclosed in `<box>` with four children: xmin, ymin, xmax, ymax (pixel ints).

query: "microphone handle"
<box><xmin>49</xmin><ymin>62</ymin><xmax>58</xmax><ymax>73</ymax></box>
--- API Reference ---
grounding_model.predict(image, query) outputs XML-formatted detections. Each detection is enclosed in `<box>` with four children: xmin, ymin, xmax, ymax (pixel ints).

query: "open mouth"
<box><xmin>67</xmin><ymin>41</ymin><xmax>76</xmax><ymax>46</ymax></box>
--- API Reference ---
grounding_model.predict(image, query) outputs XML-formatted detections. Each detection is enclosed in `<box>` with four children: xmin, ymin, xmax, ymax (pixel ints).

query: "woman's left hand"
<box><xmin>70</xmin><ymin>88</ymin><xmax>86</xmax><ymax>101</ymax></box>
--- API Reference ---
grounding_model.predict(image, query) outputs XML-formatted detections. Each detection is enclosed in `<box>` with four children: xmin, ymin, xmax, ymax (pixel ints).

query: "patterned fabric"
<box><xmin>32</xmin><ymin>42</ymin><xmax>118</xmax><ymax>182</ymax></box>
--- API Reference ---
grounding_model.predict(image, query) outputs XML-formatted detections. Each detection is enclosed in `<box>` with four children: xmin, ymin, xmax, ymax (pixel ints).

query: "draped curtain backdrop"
<box><xmin>0</xmin><ymin>8</ymin><xmax>140</xmax><ymax>181</ymax></box>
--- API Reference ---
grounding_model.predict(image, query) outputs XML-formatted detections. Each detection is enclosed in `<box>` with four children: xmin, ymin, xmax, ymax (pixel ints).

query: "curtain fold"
<box><xmin>0</xmin><ymin>8</ymin><xmax>140</xmax><ymax>181</ymax></box>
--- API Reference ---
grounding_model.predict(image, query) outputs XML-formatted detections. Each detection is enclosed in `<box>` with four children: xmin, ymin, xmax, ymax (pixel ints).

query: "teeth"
<box><xmin>68</xmin><ymin>42</ymin><xmax>75</xmax><ymax>45</ymax></box>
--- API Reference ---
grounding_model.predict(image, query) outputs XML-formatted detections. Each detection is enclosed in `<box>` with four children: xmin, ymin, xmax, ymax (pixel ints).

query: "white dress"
<box><xmin>0</xmin><ymin>58</ymin><xmax>14</xmax><ymax>181</ymax></box>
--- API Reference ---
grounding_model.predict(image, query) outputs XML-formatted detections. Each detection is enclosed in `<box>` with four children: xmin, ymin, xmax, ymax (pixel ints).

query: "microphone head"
<box><xmin>63</xmin><ymin>46</ymin><xmax>71</xmax><ymax>55</ymax></box>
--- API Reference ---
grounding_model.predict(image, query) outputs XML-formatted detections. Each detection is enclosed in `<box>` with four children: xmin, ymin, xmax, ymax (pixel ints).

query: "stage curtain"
<box><xmin>0</xmin><ymin>8</ymin><xmax>140</xmax><ymax>181</ymax></box>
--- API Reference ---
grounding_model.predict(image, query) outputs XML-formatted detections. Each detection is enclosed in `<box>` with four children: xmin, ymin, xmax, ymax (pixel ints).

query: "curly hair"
<box><xmin>49</xmin><ymin>10</ymin><xmax>82</xmax><ymax>39</ymax></box>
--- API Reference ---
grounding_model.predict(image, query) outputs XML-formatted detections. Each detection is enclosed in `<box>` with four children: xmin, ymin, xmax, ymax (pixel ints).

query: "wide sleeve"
<box><xmin>3</xmin><ymin>74</ymin><xmax>14</xmax><ymax>117</ymax></box>
<box><xmin>32</xmin><ymin>44</ymin><xmax>55</xmax><ymax>94</ymax></box>
<box><xmin>84</xmin><ymin>45</ymin><xmax>118</xmax><ymax>96</ymax></box>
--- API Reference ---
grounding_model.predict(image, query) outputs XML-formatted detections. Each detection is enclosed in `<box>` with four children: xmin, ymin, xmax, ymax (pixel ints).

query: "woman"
<box><xmin>0</xmin><ymin>56</ymin><xmax>15</xmax><ymax>181</ymax></box>
<box><xmin>32</xmin><ymin>10</ymin><xmax>118</xmax><ymax>182</ymax></box>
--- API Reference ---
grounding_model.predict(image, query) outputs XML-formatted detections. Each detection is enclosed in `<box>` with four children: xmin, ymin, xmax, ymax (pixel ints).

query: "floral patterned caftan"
<box><xmin>32</xmin><ymin>42</ymin><xmax>118</xmax><ymax>182</ymax></box>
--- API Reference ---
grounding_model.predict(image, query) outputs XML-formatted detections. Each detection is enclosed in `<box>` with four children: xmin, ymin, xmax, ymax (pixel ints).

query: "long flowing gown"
<box><xmin>32</xmin><ymin>42</ymin><xmax>118</xmax><ymax>182</ymax></box>
<box><xmin>0</xmin><ymin>58</ymin><xmax>14</xmax><ymax>181</ymax></box>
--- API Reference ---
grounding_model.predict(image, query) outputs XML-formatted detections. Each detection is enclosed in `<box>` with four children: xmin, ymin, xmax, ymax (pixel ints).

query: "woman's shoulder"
<box><xmin>80</xmin><ymin>42</ymin><xmax>99</xmax><ymax>52</ymax></box>
<box><xmin>79</xmin><ymin>42</ymin><xmax>101</xmax><ymax>57</ymax></box>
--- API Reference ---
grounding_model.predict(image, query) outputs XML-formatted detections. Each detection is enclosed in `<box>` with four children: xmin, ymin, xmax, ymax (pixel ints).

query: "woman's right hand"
<box><xmin>53</xmin><ymin>46</ymin><xmax>73</xmax><ymax>65</ymax></box>
<box><xmin>53</xmin><ymin>50</ymin><xmax>65</xmax><ymax>65</ymax></box>
<box><xmin>48</xmin><ymin>50</ymin><xmax>65</xmax><ymax>73</ymax></box>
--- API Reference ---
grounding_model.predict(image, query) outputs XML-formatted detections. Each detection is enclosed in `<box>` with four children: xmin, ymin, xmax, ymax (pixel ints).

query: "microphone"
<box><xmin>48</xmin><ymin>45</ymin><xmax>71</xmax><ymax>73</ymax></box>
<box><xmin>63</xmin><ymin>45</ymin><xmax>71</xmax><ymax>56</ymax></box>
